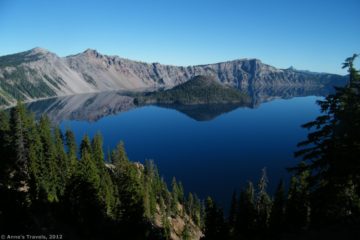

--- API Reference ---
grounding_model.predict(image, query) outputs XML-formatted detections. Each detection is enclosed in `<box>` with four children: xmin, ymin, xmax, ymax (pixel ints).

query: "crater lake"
<box><xmin>26</xmin><ymin>87</ymin><xmax>325</xmax><ymax>209</ymax></box>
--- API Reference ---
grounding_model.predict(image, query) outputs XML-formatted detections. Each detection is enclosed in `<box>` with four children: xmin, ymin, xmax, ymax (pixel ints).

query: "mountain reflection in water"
<box><xmin>26</xmin><ymin>85</ymin><xmax>333</xmax><ymax>123</ymax></box>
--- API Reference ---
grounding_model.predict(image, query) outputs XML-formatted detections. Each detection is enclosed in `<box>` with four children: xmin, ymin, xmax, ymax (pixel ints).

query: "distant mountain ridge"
<box><xmin>0</xmin><ymin>47</ymin><xmax>347</xmax><ymax>107</ymax></box>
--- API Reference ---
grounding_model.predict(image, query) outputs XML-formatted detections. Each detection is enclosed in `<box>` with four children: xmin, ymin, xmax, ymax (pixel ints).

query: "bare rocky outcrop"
<box><xmin>0</xmin><ymin>47</ymin><xmax>347</xmax><ymax>107</ymax></box>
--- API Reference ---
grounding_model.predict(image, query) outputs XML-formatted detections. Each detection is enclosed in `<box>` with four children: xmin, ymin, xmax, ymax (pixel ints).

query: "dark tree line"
<box><xmin>201</xmin><ymin>168</ymin><xmax>312</xmax><ymax>240</ymax></box>
<box><xmin>0</xmin><ymin>105</ymin><xmax>202</xmax><ymax>239</ymax></box>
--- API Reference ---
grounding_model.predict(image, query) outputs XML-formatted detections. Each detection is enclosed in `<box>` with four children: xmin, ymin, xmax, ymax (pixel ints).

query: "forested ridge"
<box><xmin>0</xmin><ymin>56</ymin><xmax>359</xmax><ymax>239</ymax></box>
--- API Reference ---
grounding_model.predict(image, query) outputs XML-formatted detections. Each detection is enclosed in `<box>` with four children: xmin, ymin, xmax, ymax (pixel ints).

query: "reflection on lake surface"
<box><xmin>27</xmin><ymin>85</ymin><xmax>332</xmax><ymax>123</ymax></box>
<box><xmin>26</xmin><ymin>86</ymin><xmax>329</xmax><ymax>208</ymax></box>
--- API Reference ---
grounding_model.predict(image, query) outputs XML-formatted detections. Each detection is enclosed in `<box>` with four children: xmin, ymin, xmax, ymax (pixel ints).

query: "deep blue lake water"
<box><xmin>54</xmin><ymin>95</ymin><xmax>321</xmax><ymax>209</ymax></box>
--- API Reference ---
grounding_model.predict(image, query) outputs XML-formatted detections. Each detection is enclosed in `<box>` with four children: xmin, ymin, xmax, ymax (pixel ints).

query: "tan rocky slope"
<box><xmin>0</xmin><ymin>47</ymin><xmax>346</xmax><ymax>107</ymax></box>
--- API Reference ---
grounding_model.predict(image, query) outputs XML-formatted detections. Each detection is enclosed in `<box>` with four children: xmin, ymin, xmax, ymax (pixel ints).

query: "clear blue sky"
<box><xmin>0</xmin><ymin>0</ymin><xmax>359</xmax><ymax>74</ymax></box>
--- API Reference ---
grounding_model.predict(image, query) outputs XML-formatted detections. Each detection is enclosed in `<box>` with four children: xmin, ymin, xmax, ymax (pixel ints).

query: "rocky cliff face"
<box><xmin>0</xmin><ymin>47</ymin><xmax>347</xmax><ymax>107</ymax></box>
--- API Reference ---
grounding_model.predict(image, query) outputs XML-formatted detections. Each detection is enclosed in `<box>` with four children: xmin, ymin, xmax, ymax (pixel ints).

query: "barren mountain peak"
<box><xmin>84</xmin><ymin>48</ymin><xmax>97</xmax><ymax>52</ymax></box>
<box><xmin>251</xmin><ymin>58</ymin><xmax>262</xmax><ymax>63</ymax></box>
<box><xmin>83</xmin><ymin>48</ymin><xmax>101</xmax><ymax>55</ymax></box>
<box><xmin>29</xmin><ymin>47</ymin><xmax>51</xmax><ymax>55</ymax></box>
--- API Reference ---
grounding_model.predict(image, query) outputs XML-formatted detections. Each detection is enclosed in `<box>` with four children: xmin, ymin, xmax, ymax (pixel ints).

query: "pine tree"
<box><xmin>53</xmin><ymin>127</ymin><xmax>68</xmax><ymax>195</ymax></box>
<box><xmin>193</xmin><ymin>193</ymin><xmax>202</xmax><ymax>227</ymax></box>
<box><xmin>143</xmin><ymin>159</ymin><xmax>158</xmax><ymax>219</ymax></box>
<box><xmin>65</xmin><ymin>129</ymin><xmax>77</xmax><ymax>177</ymax></box>
<box><xmin>91</xmin><ymin>133</ymin><xmax>105</xmax><ymax>171</ymax></box>
<box><xmin>0</xmin><ymin>104</ymin><xmax>35</xmax><ymax>231</ymax></box>
<box><xmin>6</xmin><ymin>106</ymin><xmax>42</xmax><ymax>202</ymax></box>
<box><xmin>9</xmin><ymin>102</ymin><xmax>29</xmax><ymax>190</ymax></box>
<box><xmin>0</xmin><ymin>110</ymin><xmax>11</xmax><ymax>188</ymax></box>
<box><xmin>202</xmin><ymin>197</ymin><xmax>227</xmax><ymax>240</ymax></box>
<box><xmin>186</xmin><ymin>192</ymin><xmax>194</xmax><ymax>216</ymax></box>
<box><xmin>293</xmin><ymin>54</ymin><xmax>360</xmax><ymax>222</ymax></box>
<box><xmin>269</xmin><ymin>179</ymin><xmax>286</xmax><ymax>234</ymax></box>
<box><xmin>178</xmin><ymin>181</ymin><xmax>185</xmax><ymax>204</ymax></box>
<box><xmin>78</xmin><ymin>135</ymin><xmax>100</xmax><ymax>190</ymax></box>
<box><xmin>62</xmin><ymin>175</ymin><xmax>106</xmax><ymax>237</ymax></box>
<box><xmin>2</xmin><ymin>103</ymin><xmax>37</xmax><ymax>212</ymax></box>
<box><xmin>38</xmin><ymin>115</ymin><xmax>58</xmax><ymax>201</ymax></box>
<box><xmin>91</xmin><ymin>133</ymin><xmax>116</xmax><ymax>217</ymax></box>
<box><xmin>255</xmin><ymin>168</ymin><xmax>272</xmax><ymax>231</ymax></box>
<box><xmin>285</xmin><ymin>172</ymin><xmax>310</xmax><ymax>231</ymax></box>
<box><xmin>26</xmin><ymin>116</ymin><xmax>44</xmax><ymax>201</ymax></box>
<box><xmin>111</xmin><ymin>141</ymin><xmax>128</xmax><ymax>168</ymax></box>
<box><xmin>171</xmin><ymin>177</ymin><xmax>180</xmax><ymax>214</ymax></box>
<box><xmin>297</xmin><ymin>165</ymin><xmax>311</xmax><ymax>228</ymax></box>
<box><xmin>160</xmin><ymin>196</ymin><xmax>171</xmax><ymax>240</ymax></box>
<box><xmin>101</xmin><ymin>171</ymin><xmax>117</xmax><ymax>218</ymax></box>
<box><xmin>285</xmin><ymin>176</ymin><xmax>298</xmax><ymax>230</ymax></box>
<box><xmin>111</xmin><ymin>142</ymin><xmax>144</xmax><ymax>226</ymax></box>
<box><xmin>228</xmin><ymin>190</ymin><xmax>238</xmax><ymax>238</ymax></box>
<box><xmin>236</xmin><ymin>181</ymin><xmax>256</xmax><ymax>236</ymax></box>
<box><xmin>182</xmin><ymin>219</ymin><xmax>191</xmax><ymax>240</ymax></box>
